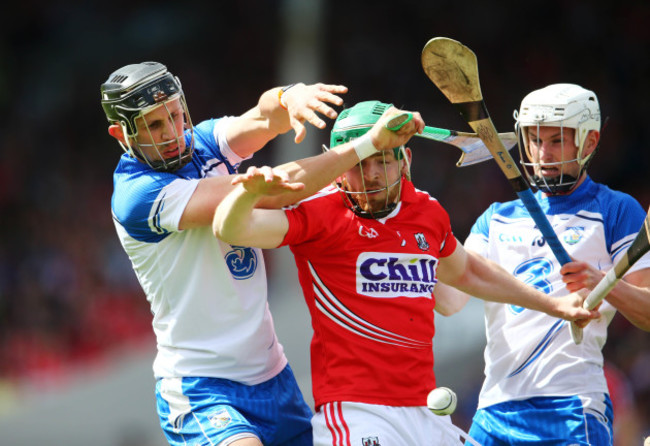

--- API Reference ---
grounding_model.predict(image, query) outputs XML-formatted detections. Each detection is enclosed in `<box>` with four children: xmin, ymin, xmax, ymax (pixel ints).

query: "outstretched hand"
<box><xmin>231</xmin><ymin>166</ymin><xmax>305</xmax><ymax>196</ymax></box>
<box><xmin>281</xmin><ymin>83</ymin><xmax>348</xmax><ymax>144</ymax></box>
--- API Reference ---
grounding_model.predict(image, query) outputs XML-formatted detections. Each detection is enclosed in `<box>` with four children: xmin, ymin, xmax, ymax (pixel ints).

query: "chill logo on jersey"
<box><xmin>357</xmin><ymin>252</ymin><xmax>438</xmax><ymax>298</ymax></box>
<box><xmin>224</xmin><ymin>246</ymin><xmax>258</xmax><ymax>280</ymax></box>
<box><xmin>563</xmin><ymin>226</ymin><xmax>585</xmax><ymax>245</ymax></box>
<box><xmin>498</xmin><ymin>232</ymin><xmax>526</xmax><ymax>244</ymax></box>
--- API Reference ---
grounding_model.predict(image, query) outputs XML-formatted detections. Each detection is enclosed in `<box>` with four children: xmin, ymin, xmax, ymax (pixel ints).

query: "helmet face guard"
<box><xmin>327</xmin><ymin>100</ymin><xmax>409</xmax><ymax>219</ymax></box>
<box><xmin>514</xmin><ymin>83</ymin><xmax>600</xmax><ymax>194</ymax></box>
<box><xmin>101</xmin><ymin>62</ymin><xmax>194</xmax><ymax>172</ymax></box>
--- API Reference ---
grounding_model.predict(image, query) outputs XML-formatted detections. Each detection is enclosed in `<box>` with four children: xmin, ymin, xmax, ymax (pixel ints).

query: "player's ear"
<box><xmin>108</xmin><ymin>124</ymin><xmax>126</xmax><ymax>144</ymax></box>
<box><xmin>584</xmin><ymin>130</ymin><xmax>600</xmax><ymax>156</ymax></box>
<box><xmin>405</xmin><ymin>147</ymin><xmax>413</xmax><ymax>164</ymax></box>
<box><xmin>401</xmin><ymin>147</ymin><xmax>413</xmax><ymax>176</ymax></box>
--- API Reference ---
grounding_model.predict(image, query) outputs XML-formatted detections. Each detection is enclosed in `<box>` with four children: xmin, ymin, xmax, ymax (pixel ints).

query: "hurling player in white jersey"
<box><xmin>101</xmin><ymin>61</ymin><xmax>363</xmax><ymax>446</ymax></box>
<box><xmin>212</xmin><ymin>100</ymin><xmax>598</xmax><ymax>446</ymax></box>
<box><xmin>434</xmin><ymin>84</ymin><xmax>650</xmax><ymax>445</ymax></box>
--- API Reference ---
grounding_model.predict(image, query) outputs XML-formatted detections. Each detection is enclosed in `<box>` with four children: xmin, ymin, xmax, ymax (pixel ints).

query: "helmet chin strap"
<box><xmin>350</xmin><ymin>201</ymin><xmax>398</xmax><ymax>220</ymax></box>
<box><xmin>532</xmin><ymin>173</ymin><xmax>579</xmax><ymax>195</ymax></box>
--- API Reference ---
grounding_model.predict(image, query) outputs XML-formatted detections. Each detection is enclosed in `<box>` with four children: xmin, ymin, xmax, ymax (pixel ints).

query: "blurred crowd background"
<box><xmin>0</xmin><ymin>0</ymin><xmax>648</xmax><ymax>444</ymax></box>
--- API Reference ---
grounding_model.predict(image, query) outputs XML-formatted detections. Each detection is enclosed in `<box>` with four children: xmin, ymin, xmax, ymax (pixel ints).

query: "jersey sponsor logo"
<box><xmin>563</xmin><ymin>226</ymin><xmax>585</xmax><ymax>245</ymax></box>
<box><xmin>498</xmin><ymin>232</ymin><xmax>526</xmax><ymax>243</ymax></box>
<box><xmin>209</xmin><ymin>408</ymin><xmax>232</xmax><ymax>429</ymax></box>
<box><xmin>509</xmin><ymin>257</ymin><xmax>554</xmax><ymax>314</ymax></box>
<box><xmin>224</xmin><ymin>246</ymin><xmax>258</xmax><ymax>280</ymax></box>
<box><xmin>357</xmin><ymin>252</ymin><xmax>438</xmax><ymax>298</ymax></box>
<box><xmin>414</xmin><ymin>232</ymin><xmax>430</xmax><ymax>251</ymax></box>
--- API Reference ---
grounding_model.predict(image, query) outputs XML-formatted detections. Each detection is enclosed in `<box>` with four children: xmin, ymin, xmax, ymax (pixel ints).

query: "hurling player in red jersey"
<box><xmin>212</xmin><ymin>101</ymin><xmax>598</xmax><ymax>446</ymax></box>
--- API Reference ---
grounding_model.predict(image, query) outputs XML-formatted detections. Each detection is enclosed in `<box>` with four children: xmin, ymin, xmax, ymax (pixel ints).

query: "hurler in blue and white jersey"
<box><xmin>101</xmin><ymin>61</ymin><xmax>348</xmax><ymax>446</ymax></box>
<box><xmin>437</xmin><ymin>84</ymin><xmax>650</xmax><ymax>446</ymax></box>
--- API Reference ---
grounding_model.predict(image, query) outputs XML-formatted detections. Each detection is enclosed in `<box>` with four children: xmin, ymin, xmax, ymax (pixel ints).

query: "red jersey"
<box><xmin>281</xmin><ymin>180</ymin><xmax>457</xmax><ymax>409</ymax></box>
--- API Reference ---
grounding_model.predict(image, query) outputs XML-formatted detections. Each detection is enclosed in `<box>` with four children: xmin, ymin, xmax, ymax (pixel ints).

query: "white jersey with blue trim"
<box><xmin>465</xmin><ymin>176</ymin><xmax>650</xmax><ymax>409</ymax></box>
<box><xmin>111</xmin><ymin>117</ymin><xmax>287</xmax><ymax>384</ymax></box>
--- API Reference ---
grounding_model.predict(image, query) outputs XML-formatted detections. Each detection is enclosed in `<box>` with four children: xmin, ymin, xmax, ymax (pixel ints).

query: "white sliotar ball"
<box><xmin>427</xmin><ymin>387</ymin><xmax>457</xmax><ymax>415</ymax></box>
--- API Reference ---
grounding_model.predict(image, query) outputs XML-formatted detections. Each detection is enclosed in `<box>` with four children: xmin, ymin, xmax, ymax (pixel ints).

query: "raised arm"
<box><xmin>214</xmin><ymin>106</ymin><xmax>426</xmax><ymax>245</ymax></box>
<box><xmin>226</xmin><ymin>82</ymin><xmax>349</xmax><ymax>157</ymax></box>
<box><xmin>179</xmin><ymin>82</ymin><xmax>347</xmax><ymax>230</ymax></box>
<box><xmin>258</xmin><ymin>106</ymin><xmax>425</xmax><ymax>209</ymax></box>
<box><xmin>185</xmin><ymin>105</ymin><xmax>424</xmax><ymax>229</ymax></box>
<box><xmin>437</xmin><ymin>242</ymin><xmax>598</xmax><ymax>321</ymax></box>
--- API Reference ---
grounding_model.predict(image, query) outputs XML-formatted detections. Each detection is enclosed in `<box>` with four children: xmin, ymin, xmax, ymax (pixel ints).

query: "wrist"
<box><xmin>353</xmin><ymin>133</ymin><xmax>379</xmax><ymax>161</ymax></box>
<box><xmin>278</xmin><ymin>83</ymin><xmax>297</xmax><ymax>110</ymax></box>
<box><xmin>236</xmin><ymin>182</ymin><xmax>264</xmax><ymax>202</ymax></box>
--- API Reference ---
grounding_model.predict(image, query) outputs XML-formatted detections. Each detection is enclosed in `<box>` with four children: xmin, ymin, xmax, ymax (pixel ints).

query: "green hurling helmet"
<box><xmin>328</xmin><ymin>100</ymin><xmax>410</xmax><ymax>219</ymax></box>
<box><xmin>330</xmin><ymin>100</ymin><xmax>405</xmax><ymax>160</ymax></box>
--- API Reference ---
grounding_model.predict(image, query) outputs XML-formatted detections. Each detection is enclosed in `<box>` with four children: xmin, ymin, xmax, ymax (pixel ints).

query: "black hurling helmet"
<box><xmin>101</xmin><ymin>62</ymin><xmax>194</xmax><ymax>172</ymax></box>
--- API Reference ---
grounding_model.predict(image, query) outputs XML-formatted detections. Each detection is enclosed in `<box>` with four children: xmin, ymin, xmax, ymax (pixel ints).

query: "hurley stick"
<box><xmin>385</xmin><ymin>113</ymin><xmax>516</xmax><ymax>167</ymax></box>
<box><xmin>421</xmin><ymin>37</ymin><xmax>571</xmax><ymax>265</ymax></box>
<box><xmin>570</xmin><ymin>207</ymin><xmax>650</xmax><ymax>344</ymax></box>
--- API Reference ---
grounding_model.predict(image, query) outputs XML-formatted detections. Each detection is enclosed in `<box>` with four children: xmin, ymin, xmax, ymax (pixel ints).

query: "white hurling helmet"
<box><xmin>514</xmin><ymin>83</ymin><xmax>600</xmax><ymax>194</ymax></box>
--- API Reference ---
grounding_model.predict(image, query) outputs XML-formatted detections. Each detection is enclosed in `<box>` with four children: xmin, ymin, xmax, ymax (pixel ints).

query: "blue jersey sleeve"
<box><xmin>190</xmin><ymin>117</ymin><xmax>250</xmax><ymax>174</ymax></box>
<box><xmin>470</xmin><ymin>202</ymin><xmax>499</xmax><ymax>239</ymax></box>
<box><xmin>599</xmin><ymin>186</ymin><xmax>647</xmax><ymax>259</ymax></box>
<box><xmin>112</xmin><ymin>117</ymin><xmax>246</xmax><ymax>243</ymax></box>
<box><xmin>112</xmin><ymin>162</ymin><xmax>199</xmax><ymax>243</ymax></box>
<box><xmin>464</xmin><ymin>202</ymin><xmax>501</xmax><ymax>258</ymax></box>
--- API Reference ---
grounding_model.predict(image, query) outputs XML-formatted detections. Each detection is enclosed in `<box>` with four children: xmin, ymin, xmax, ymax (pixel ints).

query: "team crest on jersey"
<box><xmin>362</xmin><ymin>437</ymin><xmax>381</xmax><ymax>446</ymax></box>
<box><xmin>563</xmin><ymin>226</ymin><xmax>585</xmax><ymax>245</ymax></box>
<box><xmin>224</xmin><ymin>246</ymin><xmax>258</xmax><ymax>280</ymax></box>
<box><xmin>209</xmin><ymin>408</ymin><xmax>232</xmax><ymax>429</ymax></box>
<box><xmin>357</xmin><ymin>252</ymin><xmax>438</xmax><ymax>298</ymax></box>
<box><xmin>414</xmin><ymin>232</ymin><xmax>430</xmax><ymax>251</ymax></box>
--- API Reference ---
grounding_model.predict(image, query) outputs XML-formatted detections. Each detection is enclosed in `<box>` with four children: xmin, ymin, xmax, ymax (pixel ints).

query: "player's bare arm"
<box><xmin>437</xmin><ymin>242</ymin><xmax>599</xmax><ymax>321</ymax></box>
<box><xmin>562</xmin><ymin>261</ymin><xmax>650</xmax><ymax>330</ymax></box>
<box><xmin>260</xmin><ymin>106</ymin><xmax>424</xmax><ymax>209</ymax></box>
<box><xmin>227</xmin><ymin>83</ymin><xmax>348</xmax><ymax>155</ymax></box>
<box><xmin>185</xmin><ymin>106</ymin><xmax>424</xmax><ymax>229</ymax></box>
<box><xmin>213</xmin><ymin>166</ymin><xmax>293</xmax><ymax>249</ymax></box>
<box><xmin>432</xmin><ymin>281</ymin><xmax>471</xmax><ymax>316</ymax></box>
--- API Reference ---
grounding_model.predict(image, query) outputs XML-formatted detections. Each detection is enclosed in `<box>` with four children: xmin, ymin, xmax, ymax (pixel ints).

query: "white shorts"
<box><xmin>312</xmin><ymin>401</ymin><xmax>467</xmax><ymax>446</ymax></box>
